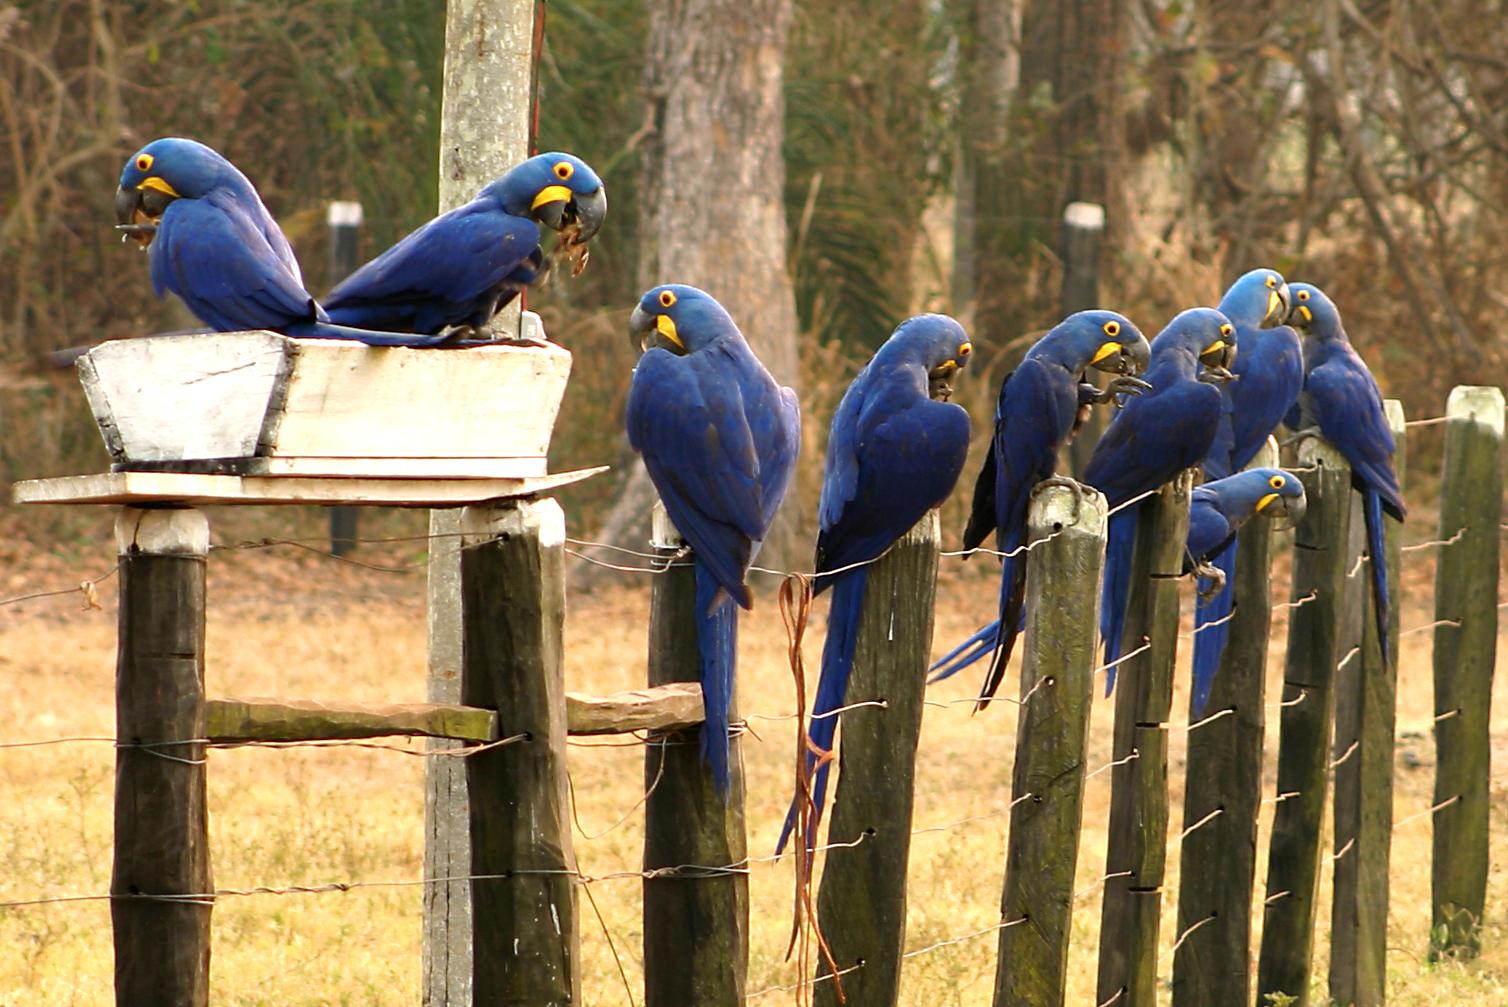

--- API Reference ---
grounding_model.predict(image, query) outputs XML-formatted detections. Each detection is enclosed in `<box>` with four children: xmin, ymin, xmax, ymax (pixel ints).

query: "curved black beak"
<box><xmin>538</xmin><ymin>186</ymin><xmax>608</xmax><ymax>244</ymax></box>
<box><xmin>114</xmin><ymin>185</ymin><xmax>156</xmax><ymax>246</ymax></box>
<box><xmin>1262</xmin><ymin>283</ymin><xmax>1292</xmax><ymax>328</ymax></box>
<box><xmin>628</xmin><ymin>304</ymin><xmax>655</xmax><ymax>353</ymax></box>
<box><xmin>1258</xmin><ymin>488</ymin><xmax>1307</xmax><ymax>528</ymax></box>
<box><xmin>928</xmin><ymin>360</ymin><xmax>961</xmax><ymax>401</ymax></box>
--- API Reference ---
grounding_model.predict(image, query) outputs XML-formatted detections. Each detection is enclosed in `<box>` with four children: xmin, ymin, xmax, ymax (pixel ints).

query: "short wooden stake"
<box><xmin>1430</xmin><ymin>385</ymin><xmax>1503</xmax><ymax>959</ymax></box>
<box><xmin>1257</xmin><ymin>438</ymin><xmax>1353</xmax><ymax>1006</ymax></box>
<box><xmin>992</xmin><ymin>486</ymin><xmax>1107</xmax><ymax>1006</ymax></box>
<box><xmin>111</xmin><ymin>507</ymin><xmax>212</xmax><ymax>1007</ymax></box>
<box><xmin>1096</xmin><ymin>473</ymin><xmax>1191</xmax><ymax>1007</ymax></box>
<box><xmin>459</xmin><ymin>499</ymin><xmax>579</xmax><ymax>1003</ymax></box>
<box><xmin>643</xmin><ymin>504</ymin><xmax>748</xmax><ymax>1005</ymax></box>
<box><xmin>1330</xmin><ymin>401</ymin><xmax>1405</xmax><ymax>1003</ymax></box>
<box><xmin>814</xmin><ymin>513</ymin><xmax>942</xmax><ymax>1006</ymax></box>
<box><xmin>1172</xmin><ymin>439</ymin><xmax>1279</xmax><ymax>1006</ymax></box>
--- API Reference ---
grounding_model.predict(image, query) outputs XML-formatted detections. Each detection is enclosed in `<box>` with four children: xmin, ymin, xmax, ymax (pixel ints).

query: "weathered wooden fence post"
<box><xmin>643</xmin><ymin>503</ymin><xmax>749</xmax><ymax>1005</ymax></box>
<box><xmin>1062</xmin><ymin>202</ymin><xmax>1106</xmax><ymax>479</ymax></box>
<box><xmin>1097</xmin><ymin>473</ymin><xmax>1191</xmax><ymax>1007</ymax></box>
<box><xmin>1257</xmin><ymin>438</ymin><xmax>1353</xmax><ymax>1006</ymax></box>
<box><xmin>1430</xmin><ymin>385</ymin><xmax>1503</xmax><ymax>959</ymax></box>
<box><xmin>459</xmin><ymin>498</ymin><xmax>579</xmax><ymax>1003</ymax></box>
<box><xmin>814</xmin><ymin>512</ymin><xmax>941</xmax><ymax>1006</ymax></box>
<box><xmin>992</xmin><ymin>486</ymin><xmax>1106</xmax><ymax>1007</ymax></box>
<box><xmin>111</xmin><ymin>507</ymin><xmax>212</xmax><ymax>1007</ymax></box>
<box><xmin>326</xmin><ymin>200</ymin><xmax>363</xmax><ymax>557</ymax></box>
<box><xmin>1172</xmin><ymin>438</ymin><xmax>1279</xmax><ymax>1006</ymax></box>
<box><xmin>1330</xmin><ymin>400</ymin><xmax>1405</xmax><ymax>1004</ymax></box>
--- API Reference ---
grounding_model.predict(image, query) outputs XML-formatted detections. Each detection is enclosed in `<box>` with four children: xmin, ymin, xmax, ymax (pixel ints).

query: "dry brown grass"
<box><xmin>1</xmin><ymin>533</ymin><xmax>1505</xmax><ymax>1005</ymax></box>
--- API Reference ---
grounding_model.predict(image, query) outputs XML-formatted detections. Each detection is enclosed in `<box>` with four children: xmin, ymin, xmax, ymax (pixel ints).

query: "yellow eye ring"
<box><xmin>1269</xmin><ymin>474</ymin><xmax>1285</xmax><ymax>489</ymax></box>
<box><xmin>658</xmin><ymin>290</ymin><xmax>676</xmax><ymax>308</ymax></box>
<box><xmin>1265</xmin><ymin>275</ymin><xmax>1278</xmax><ymax>289</ymax></box>
<box><xmin>1297</xmin><ymin>289</ymin><xmax>1310</xmax><ymax>301</ymax></box>
<box><xmin>135</xmin><ymin>153</ymin><xmax>153</xmax><ymax>172</ymax></box>
<box><xmin>554</xmin><ymin>161</ymin><xmax>575</xmax><ymax>181</ymax></box>
<box><xmin>957</xmin><ymin>342</ymin><xmax>972</xmax><ymax>356</ymax></box>
<box><xmin>1103</xmin><ymin>320</ymin><xmax>1120</xmax><ymax>337</ymax></box>
<box><xmin>1220</xmin><ymin>323</ymin><xmax>1234</xmax><ymax>337</ymax></box>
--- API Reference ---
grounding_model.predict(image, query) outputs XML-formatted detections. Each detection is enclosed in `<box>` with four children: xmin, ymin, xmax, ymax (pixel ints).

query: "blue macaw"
<box><xmin>625</xmin><ymin>285</ymin><xmax>800</xmax><ymax>793</ymax></box>
<box><xmin>324</xmin><ymin>152</ymin><xmax>606</xmax><ymax>337</ymax></box>
<box><xmin>927</xmin><ymin>310</ymin><xmax>1152</xmax><ymax>704</ymax></box>
<box><xmin>773</xmin><ymin>315</ymin><xmax>974</xmax><ymax>854</ymax></box>
<box><xmin>114</xmin><ymin>137</ymin><xmax>458</xmax><ymax>347</ymax></box>
<box><xmin>1284</xmin><ymin>282</ymin><xmax>1406</xmax><ymax>664</ymax></box>
<box><xmin>1190</xmin><ymin>268</ymin><xmax>1303</xmax><ymax>713</ymax></box>
<box><xmin>1185</xmin><ymin>467</ymin><xmax>1306</xmax><ymax>711</ymax></box>
<box><xmin>1085</xmin><ymin>307</ymin><xmax>1236</xmax><ymax>690</ymax></box>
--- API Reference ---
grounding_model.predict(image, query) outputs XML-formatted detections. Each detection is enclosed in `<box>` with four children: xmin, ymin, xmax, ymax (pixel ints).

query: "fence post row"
<box><xmin>643</xmin><ymin>503</ymin><xmax>750</xmax><ymax>1005</ymax></box>
<box><xmin>1172</xmin><ymin>438</ymin><xmax>1279</xmax><ymax>1006</ymax></box>
<box><xmin>993</xmin><ymin>485</ymin><xmax>1107</xmax><ymax>1007</ymax></box>
<box><xmin>1097</xmin><ymin>472</ymin><xmax>1191</xmax><ymax>1007</ymax></box>
<box><xmin>814</xmin><ymin>512</ymin><xmax>941</xmax><ymax>1006</ymax></box>
<box><xmin>1430</xmin><ymin>385</ymin><xmax>1504</xmax><ymax>959</ymax></box>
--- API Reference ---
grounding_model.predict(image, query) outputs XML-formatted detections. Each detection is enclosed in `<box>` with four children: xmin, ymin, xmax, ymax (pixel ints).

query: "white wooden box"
<box><xmin>77</xmin><ymin>314</ymin><xmax>571</xmax><ymax>480</ymax></box>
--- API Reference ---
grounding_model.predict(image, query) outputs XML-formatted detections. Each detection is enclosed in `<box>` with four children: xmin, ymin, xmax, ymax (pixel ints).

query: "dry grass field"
<box><xmin>1</xmin><ymin>521</ymin><xmax>1505</xmax><ymax>1005</ymax></box>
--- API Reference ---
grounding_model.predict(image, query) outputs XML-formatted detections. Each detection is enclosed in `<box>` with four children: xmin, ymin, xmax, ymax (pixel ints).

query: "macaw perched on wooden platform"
<box><xmin>1191</xmin><ymin>268</ymin><xmax>1304</xmax><ymax>714</ymax></box>
<box><xmin>324</xmin><ymin>152</ymin><xmax>606</xmax><ymax>339</ymax></box>
<box><xmin>928</xmin><ymin>310</ymin><xmax>1151</xmax><ymax>706</ymax></box>
<box><xmin>1085</xmin><ymin>307</ymin><xmax>1236</xmax><ymax>691</ymax></box>
<box><xmin>1185</xmin><ymin>467</ymin><xmax>1307</xmax><ymax>712</ymax></box>
<box><xmin>1284</xmin><ymin>282</ymin><xmax>1406</xmax><ymax>665</ymax></box>
<box><xmin>774</xmin><ymin>314</ymin><xmax>974</xmax><ymax>854</ymax></box>
<box><xmin>625</xmin><ymin>284</ymin><xmax>800</xmax><ymax>795</ymax></box>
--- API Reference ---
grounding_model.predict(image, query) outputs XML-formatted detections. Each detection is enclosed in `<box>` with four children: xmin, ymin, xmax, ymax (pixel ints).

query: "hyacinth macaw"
<box><xmin>1085</xmin><ymin>307</ymin><xmax>1236</xmax><ymax>690</ymax></box>
<box><xmin>1284</xmin><ymin>282</ymin><xmax>1406</xmax><ymax>664</ymax></box>
<box><xmin>1191</xmin><ymin>268</ymin><xmax>1303</xmax><ymax>712</ymax></box>
<box><xmin>626</xmin><ymin>285</ymin><xmax>800</xmax><ymax>793</ymax></box>
<box><xmin>927</xmin><ymin>310</ymin><xmax>1152</xmax><ymax>704</ymax></box>
<box><xmin>114</xmin><ymin>137</ymin><xmax>456</xmax><ymax>347</ymax></box>
<box><xmin>1185</xmin><ymin>467</ymin><xmax>1306</xmax><ymax>712</ymax></box>
<box><xmin>773</xmin><ymin>315</ymin><xmax>974</xmax><ymax>854</ymax></box>
<box><xmin>324</xmin><ymin>152</ymin><xmax>606</xmax><ymax>337</ymax></box>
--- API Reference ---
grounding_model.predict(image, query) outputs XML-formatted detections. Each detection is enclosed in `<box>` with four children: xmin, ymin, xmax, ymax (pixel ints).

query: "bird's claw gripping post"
<box><xmin>1197</xmin><ymin>366</ymin><xmax>1237</xmax><ymax>385</ymax></box>
<box><xmin>1033</xmin><ymin>475</ymin><xmax>1093</xmax><ymax>526</ymax></box>
<box><xmin>1280</xmin><ymin>425</ymin><xmax>1323</xmax><ymax>451</ymax></box>
<box><xmin>1194</xmin><ymin>559</ymin><xmax>1226</xmax><ymax>601</ymax></box>
<box><xmin>1089</xmin><ymin>374</ymin><xmax>1153</xmax><ymax>404</ymax></box>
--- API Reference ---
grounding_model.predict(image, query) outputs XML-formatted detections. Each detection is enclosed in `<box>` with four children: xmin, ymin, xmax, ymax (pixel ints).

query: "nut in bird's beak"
<box><xmin>538</xmin><ymin>186</ymin><xmax>607</xmax><ymax>277</ymax></box>
<box><xmin>114</xmin><ymin>185</ymin><xmax>160</xmax><ymax>248</ymax></box>
<box><xmin>1198</xmin><ymin>335</ymin><xmax>1237</xmax><ymax>383</ymax></box>
<box><xmin>628</xmin><ymin>303</ymin><xmax>685</xmax><ymax>355</ymax></box>
<box><xmin>928</xmin><ymin>359</ymin><xmax>961</xmax><ymax>401</ymax></box>
<box><xmin>1256</xmin><ymin>488</ymin><xmax>1307</xmax><ymax>528</ymax></box>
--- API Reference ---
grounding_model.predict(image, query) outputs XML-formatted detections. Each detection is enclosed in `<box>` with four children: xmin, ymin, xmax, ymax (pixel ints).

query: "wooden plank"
<box><xmin>243</xmin><ymin>456</ymin><xmax>549</xmax><ymax>479</ymax></box>
<box><xmin>1430</xmin><ymin>385</ymin><xmax>1503</xmax><ymax>959</ymax></box>
<box><xmin>13</xmin><ymin>467</ymin><xmax>606</xmax><ymax>508</ymax></box>
<box><xmin>459</xmin><ymin>499</ymin><xmax>579</xmax><ymax>1001</ymax></box>
<box><xmin>566</xmin><ymin>682</ymin><xmax>704</xmax><ymax>735</ymax></box>
<box><xmin>1096</xmin><ymin>474</ymin><xmax>1191</xmax><ymax>1007</ymax></box>
<box><xmin>1173</xmin><ymin>438</ymin><xmax>1279</xmax><ymax>1006</ymax></box>
<box><xmin>992</xmin><ymin>486</ymin><xmax>1106</xmax><ymax>1007</ymax></box>
<box><xmin>1256</xmin><ymin>437</ymin><xmax>1353</xmax><ymax>1006</ymax></box>
<box><xmin>110</xmin><ymin>507</ymin><xmax>212</xmax><ymax>1007</ymax></box>
<box><xmin>643</xmin><ymin>503</ymin><xmax>748</xmax><ymax>1005</ymax></box>
<box><xmin>814</xmin><ymin>512</ymin><xmax>942</xmax><ymax>1006</ymax></box>
<box><xmin>205</xmin><ymin>698</ymin><xmax>499</xmax><ymax>743</ymax></box>
<box><xmin>1331</xmin><ymin>401</ymin><xmax>1405</xmax><ymax>1002</ymax></box>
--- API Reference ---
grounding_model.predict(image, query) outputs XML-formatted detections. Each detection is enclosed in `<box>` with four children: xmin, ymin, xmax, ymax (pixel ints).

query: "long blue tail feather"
<box><xmin>1364</xmin><ymin>489</ymin><xmax>1391</xmax><ymax>667</ymax></box>
<box><xmin>776</xmin><ymin>568</ymin><xmax>869</xmax><ymax>855</ymax></box>
<box><xmin>1190</xmin><ymin>536</ymin><xmax>1239</xmax><ymax>716</ymax></box>
<box><xmin>694</xmin><ymin>561</ymin><xmax>739</xmax><ymax>796</ymax></box>
<box><xmin>1101</xmin><ymin>507</ymin><xmax>1138</xmax><ymax>693</ymax></box>
<box><xmin>928</xmin><ymin>620</ymin><xmax>999</xmax><ymax>682</ymax></box>
<box><xmin>284</xmin><ymin>320</ymin><xmax>470</xmax><ymax>348</ymax></box>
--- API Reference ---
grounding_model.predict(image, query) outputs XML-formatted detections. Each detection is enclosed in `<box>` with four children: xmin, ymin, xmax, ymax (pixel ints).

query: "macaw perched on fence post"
<box><xmin>773</xmin><ymin>314</ymin><xmax>974</xmax><ymax>854</ymax></box>
<box><xmin>1283</xmin><ymin>282</ymin><xmax>1406</xmax><ymax>664</ymax></box>
<box><xmin>625</xmin><ymin>284</ymin><xmax>800</xmax><ymax>795</ymax></box>
<box><xmin>1084</xmin><ymin>307</ymin><xmax>1236</xmax><ymax>690</ymax></box>
<box><xmin>927</xmin><ymin>311</ymin><xmax>1151</xmax><ymax>706</ymax></box>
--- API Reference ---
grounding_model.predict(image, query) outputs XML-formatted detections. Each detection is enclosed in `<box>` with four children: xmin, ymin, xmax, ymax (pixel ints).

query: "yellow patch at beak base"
<box><xmin>1203</xmin><ymin>339</ymin><xmax>1226</xmax><ymax>356</ymax></box>
<box><xmin>1297</xmin><ymin>305</ymin><xmax>1312</xmax><ymax>322</ymax></box>
<box><xmin>531</xmin><ymin>184</ymin><xmax>572</xmax><ymax>210</ymax></box>
<box><xmin>655</xmin><ymin>314</ymin><xmax>685</xmax><ymax>351</ymax></box>
<box><xmin>139</xmin><ymin>176</ymin><xmax>181</xmax><ymax>198</ymax></box>
<box><xmin>1255</xmin><ymin>492</ymin><xmax>1279</xmax><ymax>512</ymax></box>
<box><xmin>1090</xmin><ymin>340</ymin><xmax>1121</xmax><ymax>365</ymax></box>
<box><xmin>1267</xmin><ymin>290</ymin><xmax>1281</xmax><ymax>318</ymax></box>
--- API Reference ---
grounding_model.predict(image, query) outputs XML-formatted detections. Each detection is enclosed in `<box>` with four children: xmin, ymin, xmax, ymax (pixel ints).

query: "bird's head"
<box><xmin>1245</xmin><ymin>467</ymin><xmax>1307</xmax><ymax>525</ymax></box>
<box><xmin>1220</xmin><ymin>267</ymin><xmax>1291</xmax><ymax>329</ymax></box>
<box><xmin>628</xmin><ymin>284</ymin><xmax>736</xmax><ymax>355</ymax></box>
<box><xmin>1285</xmin><ymin>282</ymin><xmax>1341</xmax><ymax>337</ymax></box>
<box><xmin>1044</xmin><ymin>309</ymin><xmax>1151</xmax><ymax>378</ymax></box>
<box><xmin>1156</xmin><ymin>307</ymin><xmax>1237</xmax><ymax>383</ymax></box>
<box><xmin>115</xmin><ymin>137</ymin><xmax>237</xmax><ymax>247</ymax></box>
<box><xmin>885</xmin><ymin>314</ymin><xmax>974</xmax><ymax>401</ymax></box>
<box><xmin>488</xmin><ymin>152</ymin><xmax>608</xmax><ymax>245</ymax></box>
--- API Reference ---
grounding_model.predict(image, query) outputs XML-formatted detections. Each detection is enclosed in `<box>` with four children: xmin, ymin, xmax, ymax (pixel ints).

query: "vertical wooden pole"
<box><xmin>327</xmin><ymin>200</ymin><xmax>363</xmax><ymax>558</ymax></box>
<box><xmin>1330</xmin><ymin>401</ymin><xmax>1405</xmax><ymax>1004</ymax></box>
<box><xmin>459</xmin><ymin>499</ymin><xmax>579</xmax><ymax>1003</ymax></box>
<box><xmin>814</xmin><ymin>513</ymin><xmax>942</xmax><ymax>1007</ymax></box>
<box><xmin>1063</xmin><ymin>202</ymin><xmax>1106</xmax><ymax>479</ymax></box>
<box><xmin>111</xmin><ymin>507</ymin><xmax>211</xmax><ymax>1007</ymax></box>
<box><xmin>424</xmin><ymin>4</ymin><xmax>536</xmax><ymax>1002</ymax></box>
<box><xmin>992</xmin><ymin>486</ymin><xmax>1106</xmax><ymax>1007</ymax></box>
<box><xmin>643</xmin><ymin>503</ymin><xmax>749</xmax><ymax>1005</ymax></box>
<box><xmin>1096</xmin><ymin>473</ymin><xmax>1191</xmax><ymax>1007</ymax></box>
<box><xmin>1172</xmin><ymin>439</ymin><xmax>1279</xmax><ymax>1006</ymax></box>
<box><xmin>1257</xmin><ymin>438</ymin><xmax>1353</xmax><ymax>1006</ymax></box>
<box><xmin>1430</xmin><ymin>385</ymin><xmax>1503</xmax><ymax>959</ymax></box>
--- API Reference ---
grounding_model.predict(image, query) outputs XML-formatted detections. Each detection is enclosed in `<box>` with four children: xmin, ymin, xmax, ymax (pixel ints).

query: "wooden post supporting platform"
<box><xmin>1097</xmin><ymin>473</ymin><xmax>1191</xmax><ymax>1007</ymax></box>
<box><xmin>1063</xmin><ymin>202</ymin><xmax>1106</xmax><ymax>479</ymax></box>
<box><xmin>1330</xmin><ymin>401</ymin><xmax>1405</xmax><ymax>1003</ymax></box>
<box><xmin>643</xmin><ymin>503</ymin><xmax>749</xmax><ymax>1005</ymax></box>
<box><xmin>1173</xmin><ymin>439</ymin><xmax>1279</xmax><ymax>1006</ymax></box>
<box><xmin>1430</xmin><ymin>385</ymin><xmax>1503</xmax><ymax>959</ymax></box>
<box><xmin>814</xmin><ymin>513</ymin><xmax>942</xmax><ymax>1007</ymax></box>
<box><xmin>459</xmin><ymin>499</ymin><xmax>579</xmax><ymax>1003</ymax></box>
<box><xmin>993</xmin><ymin>486</ymin><xmax>1106</xmax><ymax>1007</ymax></box>
<box><xmin>111</xmin><ymin>507</ymin><xmax>212</xmax><ymax>1007</ymax></box>
<box><xmin>1257</xmin><ymin>439</ymin><xmax>1353</xmax><ymax>1006</ymax></box>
